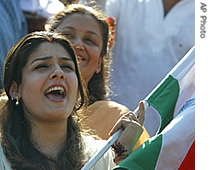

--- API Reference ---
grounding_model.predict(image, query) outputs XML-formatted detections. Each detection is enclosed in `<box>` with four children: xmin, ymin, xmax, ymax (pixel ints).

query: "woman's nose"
<box><xmin>73</xmin><ymin>38</ymin><xmax>84</xmax><ymax>50</ymax></box>
<box><xmin>50</xmin><ymin>65</ymin><xmax>65</xmax><ymax>80</ymax></box>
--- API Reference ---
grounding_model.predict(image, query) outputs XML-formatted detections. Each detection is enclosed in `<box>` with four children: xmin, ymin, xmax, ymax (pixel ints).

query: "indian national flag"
<box><xmin>113</xmin><ymin>46</ymin><xmax>195</xmax><ymax>170</ymax></box>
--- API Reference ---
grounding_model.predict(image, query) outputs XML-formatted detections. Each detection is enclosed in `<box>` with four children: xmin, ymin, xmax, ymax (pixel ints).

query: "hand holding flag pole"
<box><xmin>81</xmin><ymin>101</ymin><xmax>149</xmax><ymax>170</ymax></box>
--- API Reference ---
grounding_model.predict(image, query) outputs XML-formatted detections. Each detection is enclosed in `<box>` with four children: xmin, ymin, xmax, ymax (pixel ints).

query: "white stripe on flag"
<box><xmin>156</xmin><ymin>97</ymin><xmax>195</xmax><ymax>169</ymax></box>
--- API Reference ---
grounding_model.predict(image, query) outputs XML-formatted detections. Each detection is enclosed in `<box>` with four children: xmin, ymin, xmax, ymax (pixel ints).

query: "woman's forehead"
<box><xmin>27</xmin><ymin>42</ymin><xmax>73</xmax><ymax>61</ymax></box>
<box><xmin>58</xmin><ymin>13</ymin><xmax>101</xmax><ymax>32</ymax></box>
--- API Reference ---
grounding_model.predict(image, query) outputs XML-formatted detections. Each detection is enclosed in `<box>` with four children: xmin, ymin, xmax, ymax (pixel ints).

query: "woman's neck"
<box><xmin>30</xmin><ymin>121</ymin><xmax>67</xmax><ymax>160</ymax></box>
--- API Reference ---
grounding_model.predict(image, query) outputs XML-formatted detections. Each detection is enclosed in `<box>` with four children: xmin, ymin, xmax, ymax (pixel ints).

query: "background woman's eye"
<box><xmin>62</xmin><ymin>32</ymin><xmax>75</xmax><ymax>40</ymax></box>
<box><xmin>85</xmin><ymin>37</ymin><xmax>96</xmax><ymax>45</ymax></box>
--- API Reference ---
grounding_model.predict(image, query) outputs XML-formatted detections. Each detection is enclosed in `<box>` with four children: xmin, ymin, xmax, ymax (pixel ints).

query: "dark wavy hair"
<box><xmin>0</xmin><ymin>31</ymin><xmax>88</xmax><ymax>169</ymax></box>
<box><xmin>47</xmin><ymin>3</ymin><xmax>112</xmax><ymax>105</ymax></box>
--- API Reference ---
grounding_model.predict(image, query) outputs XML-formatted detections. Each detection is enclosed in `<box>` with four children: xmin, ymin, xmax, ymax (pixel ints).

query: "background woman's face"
<box><xmin>56</xmin><ymin>13</ymin><xmax>103</xmax><ymax>84</ymax></box>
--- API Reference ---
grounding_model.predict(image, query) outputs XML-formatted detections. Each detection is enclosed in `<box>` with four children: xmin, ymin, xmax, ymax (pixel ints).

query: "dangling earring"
<box><xmin>15</xmin><ymin>96</ymin><xmax>19</xmax><ymax>106</ymax></box>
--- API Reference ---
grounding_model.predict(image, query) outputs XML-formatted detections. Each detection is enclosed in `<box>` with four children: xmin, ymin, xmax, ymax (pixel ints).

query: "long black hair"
<box><xmin>0</xmin><ymin>31</ymin><xmax>88</xmax><ymax>169</ymax></box>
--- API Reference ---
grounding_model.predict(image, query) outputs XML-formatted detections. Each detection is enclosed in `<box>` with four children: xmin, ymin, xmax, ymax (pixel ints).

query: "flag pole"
<box><xmin>81</xmin><ymin>128</ymin><xmax>123</xmax><ymax>170</ymax></box>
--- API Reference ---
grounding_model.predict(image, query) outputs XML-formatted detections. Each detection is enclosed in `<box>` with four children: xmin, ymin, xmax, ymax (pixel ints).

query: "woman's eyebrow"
<box><xmin>61</xmin><ymin>56</ymin><xmax>74</xmax><ymax>61</ymax></box>
<box><xmin>61</xmin><ymin>26</ymin><xmax>100</xmax><ymax>39</ymax></box>
<box><xmin>30</xmin><ymin>55</ymin><xmax>74</xmax><ymax>65</ymax></box>
<box><xmin>61</xmin><ymin>26</ymin><xmax>75</xmax><ymax>30</ymax></box>
<box><xmin>31</xmin><ymin>56</ymin><xmax>52</xmax><ymax>64</ymax></box>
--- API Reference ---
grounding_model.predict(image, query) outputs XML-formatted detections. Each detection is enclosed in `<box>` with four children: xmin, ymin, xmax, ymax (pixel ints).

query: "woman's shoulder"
<box><xmin>89</xmin><ymin>100</ymin><xmax>130</xmax><ymax>114</ymax></box>
<box><xmin>82</xmin><ymin>135</ymin><xmax>115</xmax><ymax>170</ymax></box>
<box><xmin>0</xmin><ymin>95</ymin><xmax>7</xmax><ymax>110</ymax></box>
<box><xmin>0</xmin><ymin>142</ymin><xmax>12</xmax><ymax>170</ymax></box>
<box><xmin>82</xmin><ymin>135</ymin><xmax>106</xmax><ymax>155</ymax></box>
<box><xmin>85</xmin><ymin>100</ymin><xmax>130</xmax><ymax>122</ymax></box>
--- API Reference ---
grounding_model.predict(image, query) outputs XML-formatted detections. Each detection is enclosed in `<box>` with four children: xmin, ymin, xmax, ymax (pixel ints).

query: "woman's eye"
<box><xmin>34</xmin><ymin>64</ymin><xmax>49</xmax><ymax>70</ymax></box>
<box><xmin>61</xmin><ymin>64</ymin><xmax>75</xmax><ymax>71</ymax></box>
<box><xmin>85</xmin><ymin>38</ymin><xmax>96</xmax><ymax>45</ymax></box>
<box><xmin>62</xmin><ymin>32</ymin><xmax>75</xmax><ymax>40</ymax></box>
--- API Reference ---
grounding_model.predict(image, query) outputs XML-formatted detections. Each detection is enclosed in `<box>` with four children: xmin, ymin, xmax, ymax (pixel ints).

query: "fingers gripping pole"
<box><xmin>133</xmin><ymin>100</ymin><xmax>149</xmax><ymax>117</ymax></box>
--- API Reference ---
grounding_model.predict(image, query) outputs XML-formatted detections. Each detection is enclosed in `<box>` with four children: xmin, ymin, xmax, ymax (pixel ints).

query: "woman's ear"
<box><xmin>95</xmin><ymin>56</ymin><xmax>102</xmax><ymax>74</ymax></box>
<box><xmin>9</xmin><ymin>81</ymin><xmax>19</xmax><ymax>99</ymax></box>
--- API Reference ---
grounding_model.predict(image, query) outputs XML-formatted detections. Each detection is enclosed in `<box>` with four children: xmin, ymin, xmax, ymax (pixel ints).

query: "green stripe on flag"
<box><xmin>113</xmin><ymin>134</ymin><xmax>163</xmax><ymax>170</ymax></box>
<box><xmin>146</xmin><ymin>75</ymin><xmax>179</xmax><ymax>133</ymax></box>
